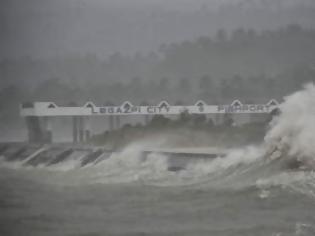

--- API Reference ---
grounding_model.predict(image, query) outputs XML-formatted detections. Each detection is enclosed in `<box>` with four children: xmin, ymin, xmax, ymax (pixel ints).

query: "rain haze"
<box><xmin>2</xmin><ymin>0</ymin><xmax>315</xmax><ymax>59</ymax></box>
<box><xmin>1</xmin><ymin>0</ymin><xmax>315</xmax><ymax>235</ymax></box>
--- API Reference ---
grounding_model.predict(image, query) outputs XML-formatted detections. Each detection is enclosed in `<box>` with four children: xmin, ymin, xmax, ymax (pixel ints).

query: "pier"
<box><xmin>20</xmin><ymin>100</ymin><xmax>279</xmax><ymax>143</ymax></box>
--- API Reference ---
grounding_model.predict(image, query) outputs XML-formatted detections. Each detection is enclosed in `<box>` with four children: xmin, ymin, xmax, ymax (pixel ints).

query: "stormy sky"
<box><xmin>1</xmin><ymin>0</ymin><xmax>315</xmax><ymax>59</ymax></box>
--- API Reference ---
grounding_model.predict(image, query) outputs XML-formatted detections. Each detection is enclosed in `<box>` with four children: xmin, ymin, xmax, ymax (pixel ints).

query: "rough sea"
<box><xmin>1</xmin><ymin>84</ymin><xmax>315</xmax><ymax>236</ymax></box>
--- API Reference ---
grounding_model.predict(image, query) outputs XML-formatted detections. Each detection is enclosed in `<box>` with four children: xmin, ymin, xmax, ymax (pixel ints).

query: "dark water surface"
<box><xmin>1</xmin><ymin>167</ymin><xmax>315</xmax><ymax>236</ymax></box>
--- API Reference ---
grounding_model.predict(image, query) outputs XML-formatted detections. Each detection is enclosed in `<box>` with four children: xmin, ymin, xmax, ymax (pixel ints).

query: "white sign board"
<box><xmin>20</xmin><ymin>100</ymin><xmax>279</xmax><ymax>117</ymax></box>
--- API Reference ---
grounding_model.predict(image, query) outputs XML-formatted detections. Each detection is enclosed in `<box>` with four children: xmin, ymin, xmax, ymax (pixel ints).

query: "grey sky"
<box><xmin>1</xmin><ymin>0</ymin><xmax>315</xmax><ymax>59</ymax></box>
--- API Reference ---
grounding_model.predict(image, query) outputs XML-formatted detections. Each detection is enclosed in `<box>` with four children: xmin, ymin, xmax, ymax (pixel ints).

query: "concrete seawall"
<box><xmin>0</xmin><ymin>142</ymin><xmax>225</xmax><ymax>171</ymax></box>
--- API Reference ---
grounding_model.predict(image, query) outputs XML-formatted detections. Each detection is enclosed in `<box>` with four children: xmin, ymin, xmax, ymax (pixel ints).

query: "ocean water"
<box><xmin>1</xmin><ymin>84</ymin><xmax>315</xmax><ymax>236</ymax></box>
<box><xmin>1</xmin><ymin>143</ymin><xmax>315</xmax><ymax>236</ymax></box>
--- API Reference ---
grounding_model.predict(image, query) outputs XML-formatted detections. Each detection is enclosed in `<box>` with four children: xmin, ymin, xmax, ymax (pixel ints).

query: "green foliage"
<box><xmin>192</xmin><ymin>114</ymin><xmax>207</xmax><ymax>127</ymax></box>
<box><xmin>91</xmin><ymin>112</ymin><xmax>268</xmax><ymax>148</ymax></box>
<box><xmin>150</xmin><ymin>115</ymin><xmax>171</xmax><ymax>128</ymax></box>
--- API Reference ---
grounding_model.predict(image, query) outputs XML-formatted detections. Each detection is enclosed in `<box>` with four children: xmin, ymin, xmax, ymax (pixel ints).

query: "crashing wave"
<box><xmin>1</xmin><ymin>84</ymin><xmax>315</xmax><ymax>195</ymax></box>
<box><xmin>264</xmin><ymin>83</ymin><xmax>315</xmax><ymax>170</ymax></box>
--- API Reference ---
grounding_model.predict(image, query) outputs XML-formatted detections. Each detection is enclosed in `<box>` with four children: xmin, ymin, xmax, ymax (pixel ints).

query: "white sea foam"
<box><xmin>2</xmin><ymin>84</ymin><xmax>315</xmax><ymax>194</ymax></box>
<box><xmin>265</xmin><ymin>84</ymin><xmax>315</xmax><ymax>164</ymax></box>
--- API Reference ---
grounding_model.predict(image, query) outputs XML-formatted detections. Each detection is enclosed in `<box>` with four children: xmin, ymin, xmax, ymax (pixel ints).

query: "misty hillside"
<box><xmin>1</xmin><ymin>25</ymin><xmax>315</xmax><ymax>89</ymax></box>
<box><xmin>1</xmin><ymin>0</ymin><xmax>315</xmax><ymax>131</ymax></box>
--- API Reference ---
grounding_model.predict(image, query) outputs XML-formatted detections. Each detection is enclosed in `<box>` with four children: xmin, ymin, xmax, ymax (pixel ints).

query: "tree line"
<box><xmin>1</xmin><ymin>24</ymin><xmax>315</xmax><ymax>123</ymax></box>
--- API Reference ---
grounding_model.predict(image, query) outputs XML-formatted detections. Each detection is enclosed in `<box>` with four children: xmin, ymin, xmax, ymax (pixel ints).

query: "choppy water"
<box><xmin>2</xmin><ymin>84</ymin><xmax>315</xmax><ymax>235</ymax></box>
<box><xmin>1</xmin><ymin>143</ymin><xmax>315</xmax><ymax>236</ymax></box>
